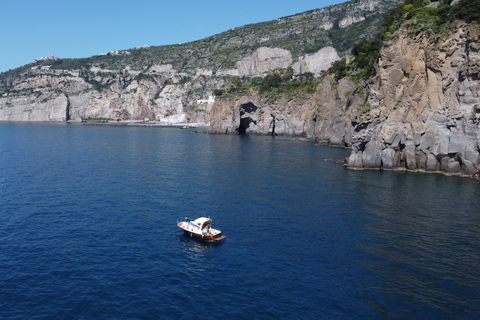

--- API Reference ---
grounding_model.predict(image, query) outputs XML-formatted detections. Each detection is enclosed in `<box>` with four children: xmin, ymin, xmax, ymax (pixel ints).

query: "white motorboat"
<box><xmin>177</xmin><ymin>217</ymin><xmax>226</xmax><ymax>241</ymax></box>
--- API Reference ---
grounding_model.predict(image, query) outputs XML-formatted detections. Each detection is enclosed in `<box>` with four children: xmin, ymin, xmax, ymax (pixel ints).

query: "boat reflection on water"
<box><xmin>177</xmin><ymin>232</ymin><xmax>224</xmax><ymax>256</ymax></box>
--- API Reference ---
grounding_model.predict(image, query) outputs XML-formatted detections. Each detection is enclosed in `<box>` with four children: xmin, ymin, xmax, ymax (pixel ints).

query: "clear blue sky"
<box><xmin>0</xmin><ymin>0</ymin><xmax>346</xmax><ymax>73</ymax></box>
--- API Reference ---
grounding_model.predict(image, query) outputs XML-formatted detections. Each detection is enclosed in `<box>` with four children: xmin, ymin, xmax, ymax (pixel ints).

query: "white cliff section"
<box><xmin>235</xmin><ymin>46</ymin><xmax>340</xmax><ymax>77</ymax></box>
<box><xmin>236</xmin><ymin>47</ymin><xmax>293</xmax><ymax>77</ymax></box>
<box><xmin>339</xmin><ymin>16</ymin><xmax>366</xmax><ymax>28</ymax></box>
<box><xmin>293</xmin><ymin>46</ymin><xmax>340</xmax><ymax>75</ymax></box>
<box><xmin>0</xmin><ymin>93</ymin><xmax>68</xmax><ymax>121</ymax></box>
<box><xmin>153</xmin><ymin>84</ymin><xmax>186</xmax><ymax>115</ymax></box>
<box><xmin>320</xmin><ymin>22</ymin><xmax>334</xmax><ymax>30</ymax></box>
<box><xmin>0</xmin><ymin>75</ymin><xmax>87</xmax><ymax>121</ymax></box>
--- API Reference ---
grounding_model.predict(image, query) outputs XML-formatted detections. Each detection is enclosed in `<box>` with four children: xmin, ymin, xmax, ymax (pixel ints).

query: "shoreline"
<box><xmin>2</xmin><ymin>120</ymin><xmax>479</xmax><ymax>180</ymax></box>
<box><xmin>80</xmin><ymin>120</ymin><xmax>209</xmax><ymax>129</ymax></box>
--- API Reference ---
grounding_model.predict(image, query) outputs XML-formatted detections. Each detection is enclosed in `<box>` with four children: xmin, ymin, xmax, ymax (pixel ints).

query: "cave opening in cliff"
<box><xmin>238</xmin><ymin>117</ymin><xmax>257</xmax><ymax>134</ymax></box>
<box><xmin>237</xmin><ymin>103</ymin><xmax>259</xmax><ymax>134</ymax></box>
<box><xmin>240</xmin><ymin>102</ymin><xmax>258</xmax><ymax>115</ymax></box>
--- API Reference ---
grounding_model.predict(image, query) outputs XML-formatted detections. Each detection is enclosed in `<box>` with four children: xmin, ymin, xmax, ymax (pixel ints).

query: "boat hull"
<box><xmin>181</xmin><ymin>230</ymin><xmax>226</xmax><ymax>241</ymax></box>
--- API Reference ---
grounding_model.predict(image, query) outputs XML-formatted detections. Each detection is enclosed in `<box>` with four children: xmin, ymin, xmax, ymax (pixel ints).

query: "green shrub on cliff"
<box><xmin>327</xmin><ymin>58</ymin><xmax>348</xmax><ymax>81</ymax></box>
<box><xmin>259</xmin><ymin>68</ymin><xmax>318</xmax><ymax>102</ymax></box>
<box><xmin>217</xmin><ymin>67</ymin><xmax>319</xmax><ymax>102</ymax></box>
<box><xmin>452</xmin><ymin>0</ymin><xmax>480</xmax><ymax>23</ymax></box>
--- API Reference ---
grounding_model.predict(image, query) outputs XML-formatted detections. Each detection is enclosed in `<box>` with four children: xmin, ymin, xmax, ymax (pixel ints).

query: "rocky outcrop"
<box><xmin>209</xmin><ymin>75</ymin><xmax>363</xmax><ymax>146</ymax></box>
<box><xmin>0</xmin><ymin>92</ymin><xmax>69</xmax><ymax>122</ymax></box>
<box><xmin>347</xmin><ymin>22</ymin><xmax>480</xmax><ymax>176</ymax></box>
<box><xmin>208</xmin><ymin>21</ymin><xmax>480</xmax><ymax>178</ymax></box>
<box><xmin>293</xmin><ymin>47</ymin><xmax>340</xmax><ymax>75</ymax></box>
<box><xmin>0</xmin><ymin>74</ymin><xmax>189</xmax><ymax>122</ymax></box>
<box><xmin>235</xmin><ymin>46</ymin><xmax>340</xmax><ymax>77</ymax></box>
<box><xmin>209</xmin><ymin>95</ymin><xmax>315</xmax><ymax>136</ymax></box>
<box><xmin>339</xmin><ymin>16</ymin><xmax>366</xmax><ymax>28</ymax></box>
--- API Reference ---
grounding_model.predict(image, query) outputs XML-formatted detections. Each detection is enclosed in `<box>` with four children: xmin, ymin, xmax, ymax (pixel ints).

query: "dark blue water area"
<box><xmin>0</xmin><ymin>122</ymin><xmax>479</xmax><ymax>319</ymax></box>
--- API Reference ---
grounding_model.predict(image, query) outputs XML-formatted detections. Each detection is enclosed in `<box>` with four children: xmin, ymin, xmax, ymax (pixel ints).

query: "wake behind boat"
<box><xmin>177</xmin><ymin>217</ymin><xmax>226</xmax><ymax>241</ymax></box>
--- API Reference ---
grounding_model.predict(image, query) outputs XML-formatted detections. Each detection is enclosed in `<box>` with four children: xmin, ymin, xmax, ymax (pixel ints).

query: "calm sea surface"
<box><xmin>0</xmin><ymin>122</ymin><xmax>479</xmax><ymax>319</ymax></box>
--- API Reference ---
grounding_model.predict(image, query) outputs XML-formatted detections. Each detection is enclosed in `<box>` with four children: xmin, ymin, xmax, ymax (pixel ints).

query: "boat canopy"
<box><xmin>193</xmin><ymin>217</ymin><xmax>212</xmax><ymax>230</ymax></box>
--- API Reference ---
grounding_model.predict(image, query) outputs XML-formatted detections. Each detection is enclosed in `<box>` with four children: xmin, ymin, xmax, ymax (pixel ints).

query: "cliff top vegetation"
<box><xmin>221</xmin><ymin>0</ymin><xmax>480</xmax><ymax>102</ymax></box>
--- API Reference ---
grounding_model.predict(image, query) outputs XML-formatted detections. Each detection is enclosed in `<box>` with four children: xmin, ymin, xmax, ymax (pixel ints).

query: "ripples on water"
<box><xmin>0</xmin><ymin>123</ymin><xmax>479</xmax><ymax>319</ymax></box>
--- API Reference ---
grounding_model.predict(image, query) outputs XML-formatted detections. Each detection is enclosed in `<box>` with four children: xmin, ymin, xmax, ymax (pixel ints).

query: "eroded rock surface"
<box><xmin>347</xmin><ymin>23</ymin><xmax>480</xmax><ymax>176</ymax></box>
<box><xmin>209</xmin><ymin>22</ymin><xmax>480</xmax><ymax>177</ymax></box>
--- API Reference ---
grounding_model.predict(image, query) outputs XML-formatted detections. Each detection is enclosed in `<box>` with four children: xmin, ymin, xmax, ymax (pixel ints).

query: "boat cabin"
<box><xmin>192</xmin><ymin>217</ymin><xmax>212</xmax><ymax>231</ymax></box>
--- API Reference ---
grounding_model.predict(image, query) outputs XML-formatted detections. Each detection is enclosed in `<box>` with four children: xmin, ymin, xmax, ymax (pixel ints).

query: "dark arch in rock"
<box><xmin>237</xmin><ymin>102</ymin><xmax>259</xmax><ymax>134</ymax></box>
<box><xmin>239</xmin><ymin>102</ymin><xmax>258</xmax><ymax>115</ymax></box>
<box><xmin>238</xmin><ymin>117</ymin><xmax>257</xmax><ymax>134</ymax></box>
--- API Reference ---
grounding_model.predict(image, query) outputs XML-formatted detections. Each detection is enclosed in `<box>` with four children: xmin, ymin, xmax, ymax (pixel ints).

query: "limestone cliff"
<box><xmin>0</xmin><ymin>73</ymin><xmax>187</xmax><ymax>121</ymax></box>
<box><xmin>0</xmin><ymin>49</ymin><xmax>339</xmax><ymax>122</ymax></box>
<box><xmin>0</xmin><ymin>0</ymin><xmax>402</xmax><ymax>122</ymax></box>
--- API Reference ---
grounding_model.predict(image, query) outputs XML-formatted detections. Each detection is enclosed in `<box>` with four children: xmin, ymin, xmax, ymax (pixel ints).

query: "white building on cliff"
<box><xmin>196</xmin><ymin>95</ymin><xmax>215</xmax><ymax>114</ymax></box>
<box><xmin>196</xmin><ymin>95</ymin><xmax>215</xmax><ymax>105</ymax></box>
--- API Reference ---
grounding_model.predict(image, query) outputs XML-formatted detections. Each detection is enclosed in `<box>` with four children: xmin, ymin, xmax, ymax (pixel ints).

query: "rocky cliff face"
<box><xmin>209</xmin><ymin>21</ymin><xmax>480</xmax><ymax>177</ymax></box>
<box><xmin>235</xmin><ymin>46</ymin><xmax>340</xmax><ymax>77</ymax></box>
<box><xmin>348</xmin><ymin>22</ymin><xmax>480</xmax><ymax>176</ymax></box>
<box><xmin>209</xmin><ymin>75</ymin><xmax>358</xmax><ymax>145</ymax></box>
<box><xmin>0</xmin><ymin>73</ymin><xmax>186</xmax><ymax>121</ymax></box>
<box><xmin>209</xmin><ymin>95</ymin><xmax>315</xmax><ymax>135</ymax></box>
<box><xmin>0</xmin><ymin>0</ymin><xmax>402</xmax><ymax>122</ymax></box>
<box><xmin>0</xmin><ymin>45</ymin><xmax>341</xmax><ymax>122</ymax></box>
<box><xmin>4</xmin><ymin>1</ymin><xmax>476</xmax><ymax>177</ymax></box>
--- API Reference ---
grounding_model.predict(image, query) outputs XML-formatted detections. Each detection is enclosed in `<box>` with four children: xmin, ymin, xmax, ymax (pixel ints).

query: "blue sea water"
<box><xmin>0</xmin><ymin>122</ymin><xmax>479</xmax><ymax>319</ymax></box>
